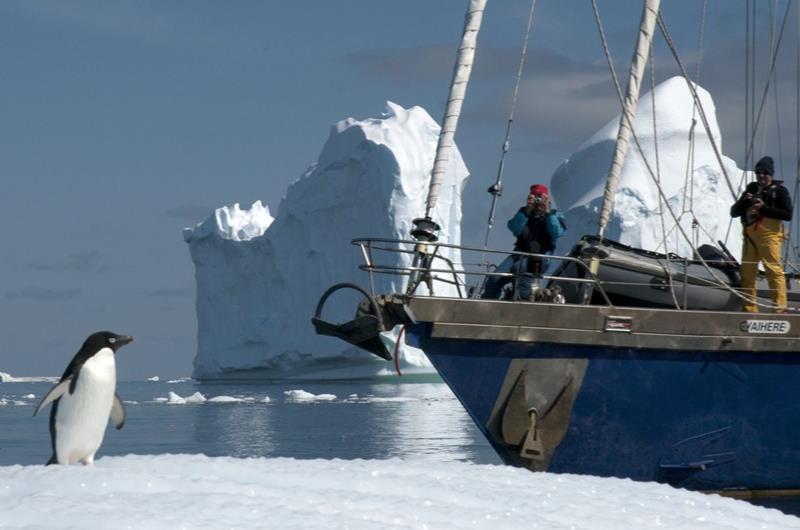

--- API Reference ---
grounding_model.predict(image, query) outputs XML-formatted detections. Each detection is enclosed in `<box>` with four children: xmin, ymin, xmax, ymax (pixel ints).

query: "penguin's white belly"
<box><xmin>55</xmin><ymin>349</ymin><xmax>116</xmax><ymax>465</ymax></box>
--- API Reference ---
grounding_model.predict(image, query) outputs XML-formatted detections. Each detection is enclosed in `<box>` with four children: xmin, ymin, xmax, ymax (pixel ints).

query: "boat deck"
<box><xmin>399</xmin><ymin>295</ymin><xmax>800</xmax><ymax>354</ymax></box>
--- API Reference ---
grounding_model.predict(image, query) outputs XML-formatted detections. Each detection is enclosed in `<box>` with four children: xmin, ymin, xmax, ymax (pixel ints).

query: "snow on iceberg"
<box><xmin>184</xmin><ymin>102</ymin><xmax>469</xmax><ymax>379</ymax></box>
<box><xmin>550</xmin><ymin>76</ymin><xmax>746</xmax><ymax>260</ymax></box>
<box><xmin>0</xmin><ymin>371</ymin><xmax>58</xmax><ymax>383</ymax></box>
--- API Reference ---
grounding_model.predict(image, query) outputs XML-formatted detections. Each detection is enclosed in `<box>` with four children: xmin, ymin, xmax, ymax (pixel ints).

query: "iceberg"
<box><xmin>184</xmin><ymin>102</ymin><xmax>468</xmax><ymax>379</ymax></box>
<box><xmin>550</xmin><ymin>76</ymin><xmax>746</xmax><ymax>261</ymax></box>
<box><xmin>0</xmin><ymin>371</ymin><xmax>58</xmax><ymax>383</ymax></box>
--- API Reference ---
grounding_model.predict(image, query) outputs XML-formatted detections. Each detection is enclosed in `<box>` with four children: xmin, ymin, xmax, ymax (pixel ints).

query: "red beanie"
<box><xmin>530</xmin><ymin>184</ymin><xmax>549</xmax><ymax>196</ymax></box>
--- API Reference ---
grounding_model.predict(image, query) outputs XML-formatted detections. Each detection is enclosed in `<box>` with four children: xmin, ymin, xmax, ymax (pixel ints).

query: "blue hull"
<box><xmin>408</xmin><ymin>323</ymin><xmax>800</xmax><ymax>492</ymax></box>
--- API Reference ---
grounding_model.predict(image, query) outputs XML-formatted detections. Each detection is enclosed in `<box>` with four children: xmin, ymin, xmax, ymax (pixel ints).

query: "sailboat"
<box><xmin>313</xmin><ymin>0</ymin><xmax>800</xmax><ymax>495</ymax></box>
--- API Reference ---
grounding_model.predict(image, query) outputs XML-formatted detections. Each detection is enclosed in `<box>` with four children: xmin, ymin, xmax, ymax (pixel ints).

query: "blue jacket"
<box><xmin>507</xmin><ymin>208</ymin><xmax>567</xmax><ymax>254</ymax></box>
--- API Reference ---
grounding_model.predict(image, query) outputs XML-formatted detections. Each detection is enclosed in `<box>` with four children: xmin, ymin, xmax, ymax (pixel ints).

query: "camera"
<box><xmin>745</xmin><ymin>191</ymin><xmax>762</xmax><ymax>207</ymax></box>
<box><xmin>533</xmin><ymin>196</ymin><xmax>544</xmax><ymax>204</ymax></box>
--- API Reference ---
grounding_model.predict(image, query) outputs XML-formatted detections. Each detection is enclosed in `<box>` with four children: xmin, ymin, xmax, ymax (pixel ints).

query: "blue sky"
<box><xmin>1</xmin><ymin>1</ymin><xmax>794</xmax><ymax>378</ymax></box>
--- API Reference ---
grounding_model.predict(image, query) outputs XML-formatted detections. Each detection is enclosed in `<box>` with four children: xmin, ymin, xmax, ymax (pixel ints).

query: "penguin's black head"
<box><xmin>84</xmin><ymin>331</ymin><xmax>134</xmax><ymax>354</ymax></box>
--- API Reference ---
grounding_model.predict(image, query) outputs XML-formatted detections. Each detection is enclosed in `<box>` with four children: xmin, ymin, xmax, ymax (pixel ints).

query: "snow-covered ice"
<box><xmin>184</xmin><ymin>102</ymin><xmax>468</xmax><ymax>380</ymax></box>
<box><xmin>0</xmin><ymin>455</ymin><xmax>796</xmax><ymax>529</ymax></box>
<box><xmin>551</xmin><ymin>77</ymin><xmax>747</xmax><ymax>261</ymax></box>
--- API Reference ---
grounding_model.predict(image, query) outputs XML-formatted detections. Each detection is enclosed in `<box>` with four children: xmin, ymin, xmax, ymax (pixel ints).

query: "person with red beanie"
<box><xmin>482</xmin><ymin>183</ymin><xmax>567</xmax><ymax>300</ymax></box>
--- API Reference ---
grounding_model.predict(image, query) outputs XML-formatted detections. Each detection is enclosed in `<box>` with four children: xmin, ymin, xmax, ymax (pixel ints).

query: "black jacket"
<box><xmin>730</xmin><ymin>180</ymin><xmax>793</xmax><ymax>223</ymax></box>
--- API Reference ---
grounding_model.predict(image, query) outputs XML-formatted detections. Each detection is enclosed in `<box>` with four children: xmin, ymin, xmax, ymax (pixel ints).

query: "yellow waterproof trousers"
<box><xmin>740</xmin><ymin>217</ymin><xmax>787</xmax><ymax>312</ymax></box>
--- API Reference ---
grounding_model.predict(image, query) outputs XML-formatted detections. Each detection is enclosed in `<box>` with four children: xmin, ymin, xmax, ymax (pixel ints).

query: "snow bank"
<box><xmin>0</xmin><ymin>455</ymin><xmax>795</xmax><ymax>529</ymax></box>
<box><xmin>551</xmin><ymin>76</ymin><xmax>747</xmax><ymax>260</ymax></box>
<box><xmin>184</xmin><ymin>102</ymin><xmax>468</xmax><ymax>379</ymax></box>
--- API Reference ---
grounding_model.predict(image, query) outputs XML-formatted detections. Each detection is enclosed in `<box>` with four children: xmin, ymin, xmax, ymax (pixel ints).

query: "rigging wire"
<box><xmin>723</xmin><ymin>0</ymin><xmax>793</xmax><ymax>245</ymax></box>
<box><xmin>591</xmin><ymin>4</ymin><xmax>776</xmax><ymax>309</ymax></box>
<box><xmin>683</xmin><ymin>0</ymin><xmax>708</xmax><ymax>250</ymax></box>
<box><xmin>786</xmin><ymin>0</ymin><xmax>800</xmax><ymax>266</ymax></box>
<box><xmin>760</xmin><ymin>0</ymin><xmax>778</xmax><ymax>157</ymax></box>
<box><xmin>481</xmin><ymin>0</ymin><xmax>538</xmax><ymax>263</ymax></box>
<box><xmin>656</xmin><ymin>15</ymin><xmax>738</xmax><ymax>201</ymax></box>
<box><xmin>746</xmin><ymin>0</ymin><xmax>752</xmax><ymax>173</ymax></box>
<box><xmin>752</xmin><ymin>0</ymin><xmax>758</xmax><ymax>168</ymax></box>
<box><xmin>649</xmin><ymin>40</ymin><xmax>681</xmax><ymax>309</ymax></box>
<box><xmin>771</xmin><ymin>3</ymin><xmax>786</xmax><ymax>180</ymax></box>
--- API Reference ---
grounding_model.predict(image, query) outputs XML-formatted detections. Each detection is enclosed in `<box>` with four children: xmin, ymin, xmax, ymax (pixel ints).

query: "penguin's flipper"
<box><xmin>110</xmin><ymin>394</ymin><xmax>126</xmax><ymax>429</ymax></box>
<box><xmin>33</xmin><ymin>377</ymin><xmax>73</xmax><ymax>417</ymax></box>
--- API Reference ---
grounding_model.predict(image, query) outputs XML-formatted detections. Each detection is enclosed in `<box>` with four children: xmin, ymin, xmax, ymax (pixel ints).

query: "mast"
<box><xmin>407</xmin><ymin>0</ymin><xmax>487</xmax><ymax>295</ymax></box>
<box><xmin>424</xmin><ymin>0</ymin><xmax>487</xmax><ymax>220</ymax></box>
<box><xmin>597</xmin><ymin>0</ymin><xmax>661</xmax><ymax>239</ymax></box>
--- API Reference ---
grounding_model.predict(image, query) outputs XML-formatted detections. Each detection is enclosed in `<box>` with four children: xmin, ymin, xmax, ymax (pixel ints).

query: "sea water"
<box><xmin>0</xmin><ymin>378</ymin><xmax>498</xmax><ymax>467</ymax></box>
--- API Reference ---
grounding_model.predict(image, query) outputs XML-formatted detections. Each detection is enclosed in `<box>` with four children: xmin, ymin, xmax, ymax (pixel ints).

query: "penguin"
<box><xmin>33</xmin><ymin>331</ymin><xmax>133</xmax><ymax>465</ymax></box>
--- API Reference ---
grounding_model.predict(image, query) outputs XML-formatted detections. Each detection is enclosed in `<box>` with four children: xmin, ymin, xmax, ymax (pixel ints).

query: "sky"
<box><xmin>1</xmin><ymin>0</ymin><xmax>798</xmax><ymax>379</ymax></box>
<box><xmin>2</xmin><ymin>454</ymin><xmax>798</xmax><ymax>528</ymax></box>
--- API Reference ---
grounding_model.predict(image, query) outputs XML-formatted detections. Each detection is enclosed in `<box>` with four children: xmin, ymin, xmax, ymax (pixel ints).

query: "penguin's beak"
<box><xmin>117</xmin><ymin>335</ymin><xmax>134</xmax><ymax>347</ymax></box>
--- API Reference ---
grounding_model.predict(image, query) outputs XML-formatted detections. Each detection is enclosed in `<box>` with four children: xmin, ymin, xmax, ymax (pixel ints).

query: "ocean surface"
<box><xmin>1</xmin><ymin>377</ymin><xmax>797</xmax><ymax>518</ymax></box>
<box><xmin>0</xmin><ymin>377</ymin><xmax>499</xmax><ymax>467</ymax></box>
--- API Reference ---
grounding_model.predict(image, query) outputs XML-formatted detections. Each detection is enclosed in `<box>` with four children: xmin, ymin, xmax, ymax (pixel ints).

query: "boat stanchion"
<box><xmin>407</xmin><ymin>217</ymin><xmax>441</xmax><ymax>296</ymax></box>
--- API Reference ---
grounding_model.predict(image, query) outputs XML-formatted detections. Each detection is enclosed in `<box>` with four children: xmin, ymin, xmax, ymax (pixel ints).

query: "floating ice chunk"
<box><xmin>160</xmin><ymin>391</ymin><xmax>206</xmax><ymax>404</ymax></box>
<box><xmin>166</xmin><ymin>392</ymin><xmax>186</xmax><ymax>404</ymax></box>
<box><xmin>184</xmin><ymin>392</ymin><xmax>207</xmax><ymax>403</ymax></box>
<box><xmin>284</xmin><ymin>389</ymin><xmax>316</xmax><ymax>401</ymax></box>
<box><xmin>147</xmin><ymin>376</ymin><xmax>160</xmax><ymax>382</ymax></box>
<box><xmin>284</xmin><ymin>390</ymin><xmax>337</xmax><ymax>402</ymax></box>
<box><xmin>208</xmin><ymin>396</ymin><xmax>245</xmax><ymax>403</ymax></box>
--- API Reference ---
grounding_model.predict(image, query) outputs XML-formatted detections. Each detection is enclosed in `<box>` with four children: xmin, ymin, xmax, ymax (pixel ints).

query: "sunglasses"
<box><xmin>755</xmin><ymin>171</ymin><xmax>770</xmax><ymax>175</ymax></box>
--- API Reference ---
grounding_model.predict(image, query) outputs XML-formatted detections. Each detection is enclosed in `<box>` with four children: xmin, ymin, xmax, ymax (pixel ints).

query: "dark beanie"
<box><xmin>755</xmin><ymin>156</ymin><xmax>774</xmax><ymax>176</ymax></box>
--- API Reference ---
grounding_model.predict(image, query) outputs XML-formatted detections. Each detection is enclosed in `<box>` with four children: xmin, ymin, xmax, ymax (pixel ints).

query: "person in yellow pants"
<box><xmin>730</xmin><ymin>156</ymin><xmax>793</xmax><ymax>312</ymax></box>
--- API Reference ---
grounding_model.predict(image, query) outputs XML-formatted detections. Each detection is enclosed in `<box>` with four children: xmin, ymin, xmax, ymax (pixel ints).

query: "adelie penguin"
<box><xmin>34</xmin><ymin>331</ymin><xmax>133</xmax><ymax>465</ymax></box>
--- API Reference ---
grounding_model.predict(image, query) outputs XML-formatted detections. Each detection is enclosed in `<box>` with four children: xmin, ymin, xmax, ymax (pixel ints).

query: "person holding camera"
<box><xmin>482</xmin><ymin>183</ymin><xmax>567</xmax><ymax>300</ymax></box>
<box><xmin>730</xmin><ymin>155</ymin><xmax>793</xmax><ymax>312</ymax></box>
